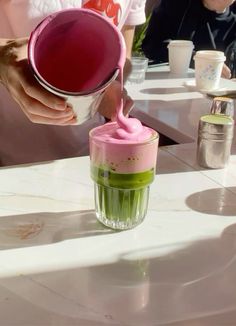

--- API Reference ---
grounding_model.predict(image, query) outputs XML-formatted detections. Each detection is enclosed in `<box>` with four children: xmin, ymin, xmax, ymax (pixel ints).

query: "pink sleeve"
<box><xmin>125</xmin><ymin>0</ymin><xmax>146</xmax><ymax>26</ymax></box>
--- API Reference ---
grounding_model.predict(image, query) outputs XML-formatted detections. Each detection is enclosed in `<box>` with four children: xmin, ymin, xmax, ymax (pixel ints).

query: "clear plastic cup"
<box><xmin>127</xmin><ymin>57</ymin><xmax>149</xmax><ymax>84</ymax></box>
<box><xmin>194</xmin><ymin>50</ymin><xmax>226</xmax><ymax>91</ymax></box>
<box><xmin>168</xmin><ymin>40</ymin><xmax>194</xmax><ymax>75</ymax></box>
<box><xmin>89</xmin><ymin>122</ymin><xmax>159</xmax><ymax>230</ymax></box>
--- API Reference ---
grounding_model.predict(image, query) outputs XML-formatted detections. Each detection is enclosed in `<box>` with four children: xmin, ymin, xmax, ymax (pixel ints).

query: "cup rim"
<box><xmin>194</xmin><ymin>50</ymin><xmax>226</xmax><ymax>61</ymax></box>
<box><xmin>131</xmin><ymin>56</ymin><xmax>149</xmax><ymax>61</ymax></box>
<box><xmin>32</xmin><ymin>67</ymin><xmax>119</xmax><ymax>97</ymax></box>
<box><xmin>167</xmin><ymin>40</ymin><xmax>194</xmax><ymax>48</ymax></box>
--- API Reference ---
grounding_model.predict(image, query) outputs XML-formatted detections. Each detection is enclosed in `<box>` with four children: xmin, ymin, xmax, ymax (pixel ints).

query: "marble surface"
<box><xmin>126</xmin><ymin>65</ymin><xmax>236</xmax><ymax>144</ymax></box>
<box><xmin>0</xmin><ymin>144</ymin><xmax>236</xmax><ymax>325</ymax></box>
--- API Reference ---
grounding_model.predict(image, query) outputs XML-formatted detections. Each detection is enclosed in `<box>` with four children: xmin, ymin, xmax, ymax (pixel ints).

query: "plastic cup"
<box><xmin>127</xmin><ymin>56</ymin><xmax>149</xmax><ymax>84</ymax></box>
<box><xmin>28</xmin><ymin>8</ymin><xmax>126</xmax><ymax>124</ymax></box>
<box><xmin>168</xmin><ymin>40</ymin><xmax>194</xmax><ymax>75</ymax></box>
<box><xmin>89</xmin><ymin>122</ymin><xmax>159</xmax><ymax>230</ymax></box>
<box><xmin>194</xmin><ymin>50</ymin><xmax>226</xmax><ymax>91</ymax></box>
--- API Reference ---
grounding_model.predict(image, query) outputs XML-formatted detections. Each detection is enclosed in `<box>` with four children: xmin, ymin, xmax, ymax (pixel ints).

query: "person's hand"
<box><xmin>222</xmin><ymin>63</ymin><xmax>231</xmax><ymax>79</ymax></box>
<box><xmin>97</xmin><ymin>80</ymin><xmax>134</xmax><ymax>121</ymax></box>
<box><xmin>0</xmin><ymin>38</ymin><xmax>76</xmax><ymax>125</ymax></box>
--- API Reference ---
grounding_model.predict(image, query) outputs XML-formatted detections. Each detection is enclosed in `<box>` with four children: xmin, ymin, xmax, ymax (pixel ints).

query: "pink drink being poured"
<box><xmin>90</xmin><ymin>65</ymin><xmax>159</xmax><ymax>230</ymax></box>
<box><xmin>29</xmin><ymin>9</ymin><xmax>123</xmax><ymax>94</ymax></box>
<box><xmin>28</xmin><ymin>9</ymin><xmax>125</xmax><ymax>125</ymax></box>
<box><xmin>35</xmin><ymin>32</ymin><xmax>105</xmax><ymax>92</ymax></box>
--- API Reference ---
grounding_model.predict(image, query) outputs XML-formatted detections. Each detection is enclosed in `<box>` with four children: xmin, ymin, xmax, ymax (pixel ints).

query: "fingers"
<box><xmin>20</xmin><ymin>101</ymin><xmax>77</xmax><ymax>125</ymax></box>
<box><xmin>97</xmin><ymin>79</ymin><xmax>135</xmax><ymax>121</ymax></box>
<box><xmin>19</xmin><ymin>62</ymin><xmax>67</xmax><ymax>110</ymax></box>
<box><xmin>23</xmin><ymin>82</ymin><xmax>67</xmax><ymax>110</ymax></box>
<box><xmin>12</xmin><ymin>65</ymin><xmax>77</xmax><ymax>124</ymax></box>
<box><xmin>123</xmin><ymin>95</ymin><xmax>134</xmax><ymax>117</ymax></box>
<box><xmin>13</xmin><ymin>85</ymin><xmax>77</xmax><ymax>125</ymax></box>
<box><xmin>222</xmin><ymin>64</ymin><xmax>231</xmax><ymax>79</ymax></box>
<box><xmin>0</xmin><ymin>40</ymin><xmax>77</xmax><ymax>125</ymax></box>
<box><xmin>99</xmin><ymin>81</ymin><xmax>134</xmax><ymax>121</ymax></box>
<box><xmin>25</xmin><ymin>113</ymin><xmax>77</xmax><ymax>125</ymax></box>
<box><xmin>22</xmin><ymin>96</ymin><xmax>74</xmax><ymax>119</ymax></box>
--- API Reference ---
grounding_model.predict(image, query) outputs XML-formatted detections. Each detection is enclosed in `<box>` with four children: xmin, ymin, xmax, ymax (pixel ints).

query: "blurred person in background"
<box><xmin>142</xmin><ymin>0</ymin><xmax>236</xmax><ymax>78</ymax></box>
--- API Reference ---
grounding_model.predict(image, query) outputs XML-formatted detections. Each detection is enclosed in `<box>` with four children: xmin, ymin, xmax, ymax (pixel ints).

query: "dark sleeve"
<box><xmin>225</xmin><ymin>39</ymin><xmax>236</xmax><ymax>78</ymax></box>
<box><xmin>142</xmin><ymin>0</ymin><xmax>189</xmax><ymax>63</ymax></box>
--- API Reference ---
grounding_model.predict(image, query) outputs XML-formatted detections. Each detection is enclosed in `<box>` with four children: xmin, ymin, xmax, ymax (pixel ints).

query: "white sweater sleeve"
<box><xmin>125</xmin><ymin>0</ymin><xmax>146</xmax><ymax>26</ymax></box>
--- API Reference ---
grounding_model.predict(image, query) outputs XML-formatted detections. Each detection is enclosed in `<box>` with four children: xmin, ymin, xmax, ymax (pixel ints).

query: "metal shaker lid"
<box><xmin>210</xmin><ymin>97</ymin><xmax>234</xmax><ymax>117</ymax></box>
<box><xmin>199</xmin><ymin>114</ymin><xmax>234</xmax><ymax>139</ymax></box>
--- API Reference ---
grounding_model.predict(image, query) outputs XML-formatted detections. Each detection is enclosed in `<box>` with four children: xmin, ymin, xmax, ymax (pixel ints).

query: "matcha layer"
<box><xmin>91</xmin><ymin>165</ymin><xmax>154</xmax><ymax>229</ymax></box>
<box><xmin>91</xmin><ymin>165</ymin><xmax>155</xmax><ymax>189</ymax></box>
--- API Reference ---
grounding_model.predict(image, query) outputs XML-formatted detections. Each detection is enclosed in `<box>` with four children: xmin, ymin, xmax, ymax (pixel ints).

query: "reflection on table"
<box><xmin>126</xmin><ymin>65</ymin><xmax>236</xmax><ymax>145</ymax></box>
<box><xmin>0</xmin><ymin>143</ymin><xmax>236</xmax><ymax>325</ymax></box>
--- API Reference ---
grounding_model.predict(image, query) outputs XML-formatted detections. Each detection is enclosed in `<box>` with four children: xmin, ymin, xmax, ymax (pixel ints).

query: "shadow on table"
<box><xmin>186</xmin><ymin>187</ymin><xmax>236</xmax><ymax>216</ymax></box>
<box><xmin>0</xmin><ymin>210</ymin><xmax>115</xmax><ymax>250</ymax></box>
<box><xmin>156</xmin><ymin>152</ymin><xmax>194</xmax><ymax>174</ymax></box>
<box><xmin>1</xmin><ymin>223</ymin><xmax>236</xmax><ymax>325</ymax></box>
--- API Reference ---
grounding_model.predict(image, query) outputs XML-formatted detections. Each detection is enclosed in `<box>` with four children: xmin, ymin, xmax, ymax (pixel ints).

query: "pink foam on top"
<box><xmin>114</xmin><ymin>99</ymin><xmax>151</xmax><ymax>141</ymax></box>
<box><xmin>92</xmin><ymin>121</ymin><xmax>152</xmax><ymax>144</ymax></box>
<box><xmin>90</xmin><ymin>122</ymin><xmax>158</xmax><ymax>173</ymax></box>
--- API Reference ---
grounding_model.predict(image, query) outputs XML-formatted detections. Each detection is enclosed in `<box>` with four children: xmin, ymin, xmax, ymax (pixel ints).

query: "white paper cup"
<box><xmin>168</xmin><ymin>40</ymin><xmax>194</xmax><ymax>75</ymax></box>
<box><xmin>194</xmin><ymin>50</ymin><xmax>226</xmax><ymax>91</ymax></box>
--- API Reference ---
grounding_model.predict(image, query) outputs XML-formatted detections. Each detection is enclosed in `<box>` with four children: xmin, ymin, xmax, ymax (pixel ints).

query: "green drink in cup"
<box><xmin>89</xmin><ymin>121</ymin><xmax>159</xmax><ymax>230</ymax></box>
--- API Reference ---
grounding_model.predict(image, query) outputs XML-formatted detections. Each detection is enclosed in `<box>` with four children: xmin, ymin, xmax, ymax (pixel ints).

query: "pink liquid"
<box><xmin>36</xmin><ymin>34</ymin><xmax>106</xmax><ymax>92</ymax></box>
<box><xmin>90</xmin><ymin>66</ymin><xmax>158</xmax><ymax>174</ymax></box>
<box><xmin>90</xmin><ymin>122</ymin><xmax>158</xmax><ymax>173</ymax></box>
<box><xmin>31</xmin><ymin>10</ymin><xmax>123</xmax><ymax>93</ymax></box>
<box><xmin>114</xmin><ymin>66</ymin><xmax>152</xmax><ymax>142</ymax></box>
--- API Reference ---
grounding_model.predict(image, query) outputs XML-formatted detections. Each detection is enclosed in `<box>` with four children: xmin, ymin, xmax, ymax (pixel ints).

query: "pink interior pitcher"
<box><xmin>28</xmin><ymin>8</ymin><xmax>126</xmax><ymax>95</ymax></box>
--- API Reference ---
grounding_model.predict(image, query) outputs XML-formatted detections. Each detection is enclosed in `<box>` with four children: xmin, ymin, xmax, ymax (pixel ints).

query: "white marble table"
<box><xmin>0</xmin><ymin>143</ymin><xmax>236</xmax><ymax>325</ymax></box>
<box><xmin>126</xmin><ymin>65</ymin><xmax>236</xmax><ymax>144</ymax></box>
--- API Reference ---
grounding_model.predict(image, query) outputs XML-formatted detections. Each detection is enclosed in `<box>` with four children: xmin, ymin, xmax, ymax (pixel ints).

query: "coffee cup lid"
<box><xmin>194</xmin><ymin>50</ymin><xmax>226</xmax><ymax>62</ymax></box>
<box><xmin>168</xmin><ymin>40</ymin><xmax>194</xmax><ymax>48</ymax></box>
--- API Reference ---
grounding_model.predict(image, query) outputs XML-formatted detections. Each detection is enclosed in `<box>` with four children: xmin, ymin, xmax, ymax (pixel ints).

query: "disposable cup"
<box><xmin>168</xmin><ymin>40</ymin><xmax>194</xmax><ymax>75</ymax></box>
<box><xmin>194</xmin><ymin>50</ymin><xmax>226</xmax><ymax>91</ymax></box>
